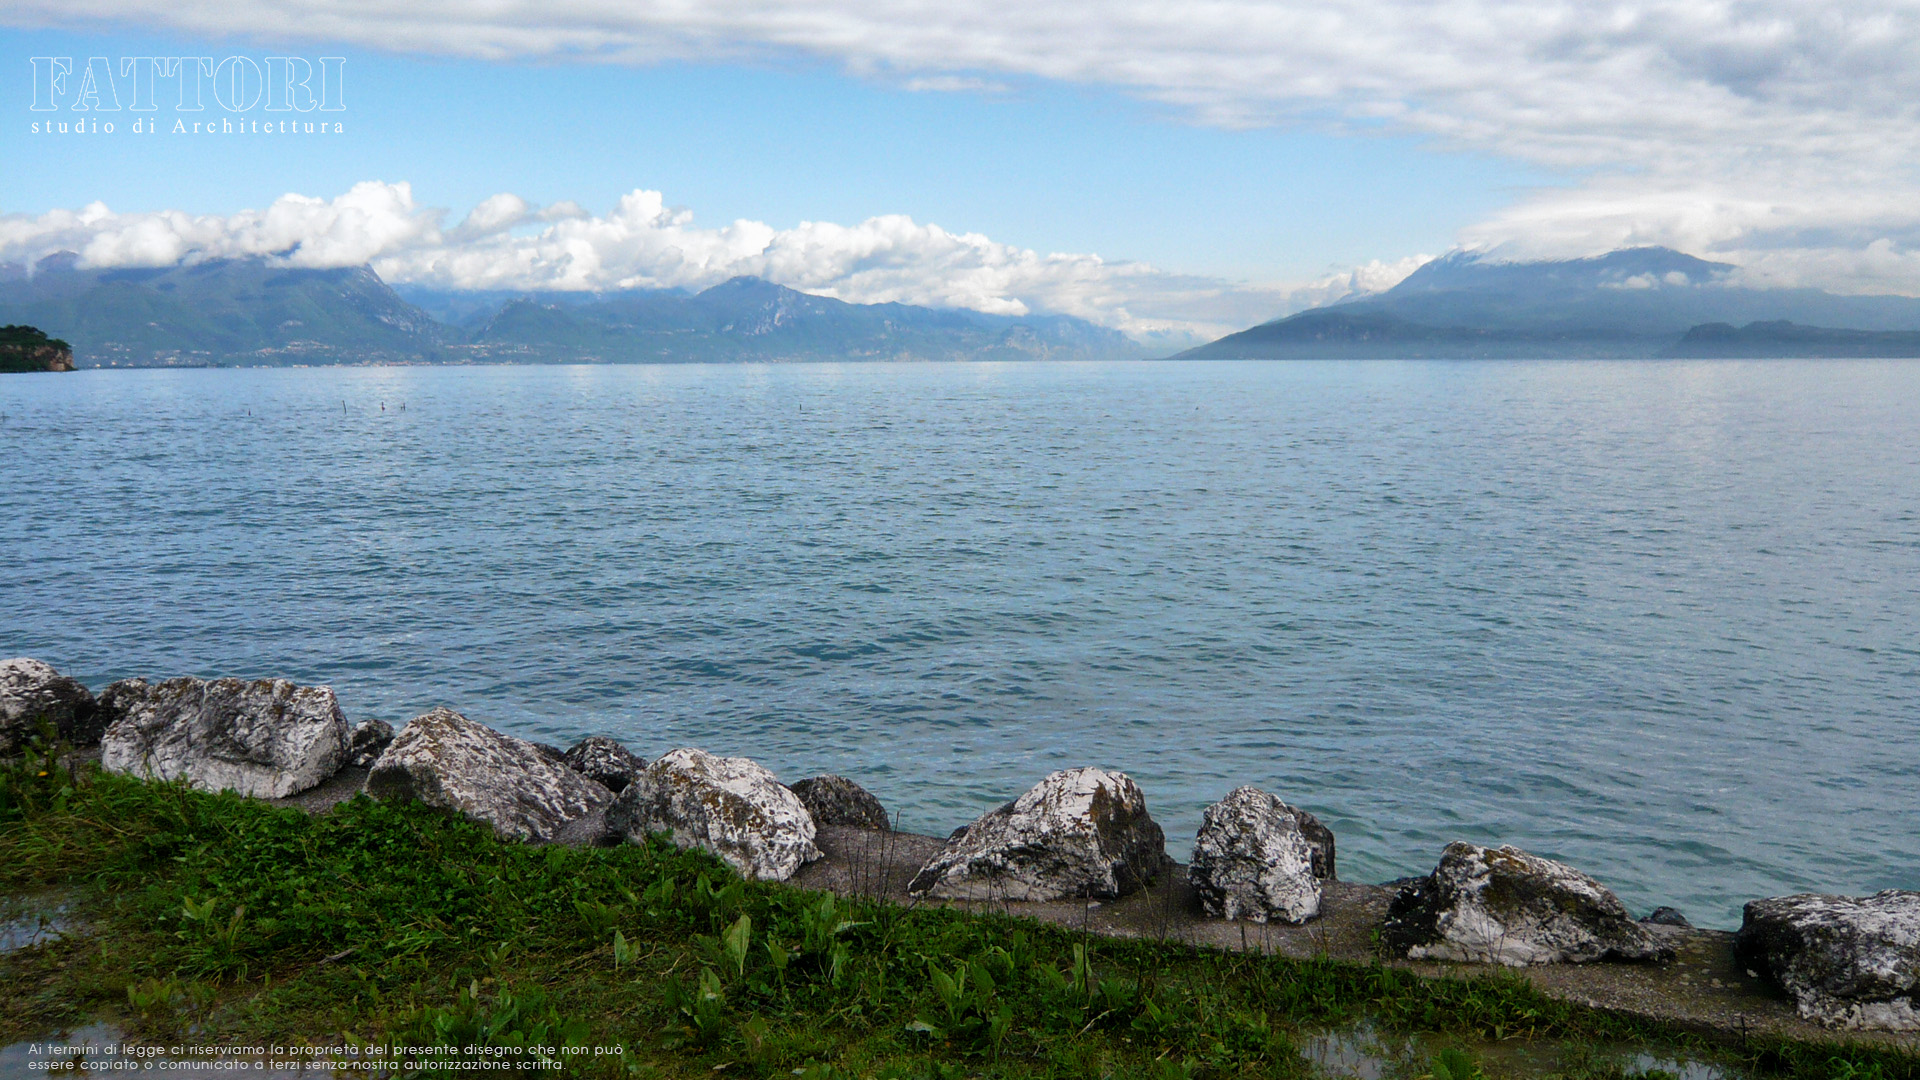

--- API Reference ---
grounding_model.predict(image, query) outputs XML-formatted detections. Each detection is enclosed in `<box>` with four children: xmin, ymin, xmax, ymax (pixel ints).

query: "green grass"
<box><xmin>2</xmin><ymin>741</ymin><xmax>1914</xmax><ymax>1080</ymax></box>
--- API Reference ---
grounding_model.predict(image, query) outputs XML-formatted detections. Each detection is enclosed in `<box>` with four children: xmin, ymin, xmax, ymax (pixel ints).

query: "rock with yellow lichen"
<box><xmin>1383</xmin><ymin>841</ymin><xmax>1671</xmax><ymax>965</ymax></box>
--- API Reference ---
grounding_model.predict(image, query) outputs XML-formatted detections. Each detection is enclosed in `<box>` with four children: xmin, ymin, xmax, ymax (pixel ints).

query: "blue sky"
<box><xmin>3</xmin><ymin>27</ymin><xmax>1541</xmax><ymax>285</ymax></box>
<box><xmin>3</xmin><ymin>1</ymin><xmax>1918</xmax><ymax>338</ymax></box>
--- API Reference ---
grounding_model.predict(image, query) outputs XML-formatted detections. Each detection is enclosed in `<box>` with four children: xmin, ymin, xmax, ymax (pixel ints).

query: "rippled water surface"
<box><xmin>4</xmin><ymin>360</ymin><xmax>1916</xmax><ymax>927</ymax></box>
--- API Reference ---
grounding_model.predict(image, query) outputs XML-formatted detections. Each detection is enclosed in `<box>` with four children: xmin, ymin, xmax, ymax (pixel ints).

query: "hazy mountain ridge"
<box><xmin>0</xmin><ymin>255</ymin><xmax>1143</xmax><ymax>366</ymax></box>
<box><xmin>1664</xmin><ymin>321</ymin><xmax>1920</xmax><ymax>358</ymax></box>
<box><xmin>0</xmin><ymin>256</ymin><xmax>446</xmax><ymax>366</ymax></box>
<box><xmin>1178</xmin><ymin>247</ymin><xmax>1920</xmax><ymax>359</ymax></box>
<box><xmin>462</xmin><ymin>276</ymin><xmax>1142</xmax><ymax>363</ymax></box>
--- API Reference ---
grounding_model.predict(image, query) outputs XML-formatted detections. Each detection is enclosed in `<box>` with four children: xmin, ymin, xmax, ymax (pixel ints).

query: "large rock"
<box><xmin>1383</xmin><ymin>842</ymin><xmax>1671</xmax><ymax>965</ymax></box>
<box><xmin>367</xmin><ymin>708</ymin><xmax>614</xmax><ymax>841</ymax></box>
<box><xmin>562</xmin><ymin>736</ymin><xmax>647</xmax><ymax>793</ymax></box>
<box><xmin>1736</xmin><ymin>891</ymin><xmax>1920</xmax><ymax>1031</ymax></box>
<box><xmin>0</xmin><ymin>658</ymin><xmax>103</xmax><ymax>754</ymax></box>
<box><xmin>907</xmin><ymin>767</ymin><xmax>1170</xmax><ymax>901</ymax></box>
<box><xmin>1189</xmin><ymin>786</ymin><xmax>1323</xmax><ymax>924</ymax></box>
<box><xmin>789</xmin><ymin>774</ymin><xmax>890</xmax><ymax>830</ymax></box>
<box><xmin>99</xmin><ymin>676</ymin><xmax>350</xmax><ymax>798</ymax></box>
<box><xmin>606</xmin><ymin>748</ymin><xmax>822</xmax><ymax>881</ymax></box>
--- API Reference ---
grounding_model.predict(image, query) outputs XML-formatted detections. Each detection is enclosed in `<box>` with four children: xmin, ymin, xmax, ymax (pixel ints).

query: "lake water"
<box><xmin>3</xmin><ymin>360</ymin><xmax>1915</xmax><ymax>928</ymax></box>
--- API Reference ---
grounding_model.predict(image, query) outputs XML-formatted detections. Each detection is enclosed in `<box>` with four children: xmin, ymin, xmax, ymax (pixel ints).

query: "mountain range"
<box><xmin>7</xmin><ymin>245</ymin><xmax>1920</xmax><ymax>366</ymax></box>
<box><xmin>1175</xmin><ymin>248</ymin><xmax>1920</xmax><ymax>359</ymax></box>
<box><xmin>0</xmin><ymin>255</ymin><xmax>1141</xmax><ymax>367</ymax></box>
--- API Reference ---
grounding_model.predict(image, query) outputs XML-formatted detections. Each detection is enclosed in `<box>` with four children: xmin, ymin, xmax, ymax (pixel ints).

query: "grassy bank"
<box><xmin>1</xmin><ymin>742</ymin><xmax>1912</xmax><ymax>1080</ymax></box>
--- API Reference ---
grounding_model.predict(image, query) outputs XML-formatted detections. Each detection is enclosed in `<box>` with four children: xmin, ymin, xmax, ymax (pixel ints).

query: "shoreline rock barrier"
<box><xmin>908</xmin><ymin>767</ymin><xmax>1170</xmax><ymax>902</ymax></box>
<box><xmin>366</xmin><ymin>706</ymin><xmax>614</xmax><ymax>842</ymax></box>
<box><xmin>1189</xmin><ymin>785</ymin><xmax>1324</xmax><ymax>924</ymax></box>
<box><xmin>4</xmin><ymin>656</ymin><xmax>1916</xmax><ymax>1034</ymax></box>
<box><xmin>788</xmin><ymin>773</ymin><xmax>891</xmax><ymax>830</ymax></box>
<box><xmin>1</xmin><ymin>658</ymin><xmax>107</xmax><ymax>755</ymax></box>
<box><xmin>1382</xmin><ymin>841</ymin><xmax>1673</xmax><ymax>966</ymax></box>
<box><xmin>562</xmin><ymin>735</ymin><xmax>647</xmax><ymax>793</ymax></box>
<box><xmin>1737</xmin><ymin>891</ymin><xmax>1920</xmax><ymax>1032</ymax></box>
<box><xmin>97</xmin><ymin>675</ymin><xmax>350</xmax><ymax>799</ymax></box>
<box><xmin>346</xmin><ymin>718</ymin><xmax>394</xmax><ymax>767</ymax></box>
<box><xmin>607</xmin><ymin>748</ymin><xmax>822</xmax><ymax>880</ymax></box>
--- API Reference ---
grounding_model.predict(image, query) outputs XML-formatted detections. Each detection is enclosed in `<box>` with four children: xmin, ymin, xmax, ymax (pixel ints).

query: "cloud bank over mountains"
<box><xmin>1</xmin><ymin>183</ymin><xmax>1409</xmax><ymax>341</ymax></box>
<box><xmin>8</xmin><ymin>0</ymin><xmax>1920</xmax><ymax>297</ymax></box>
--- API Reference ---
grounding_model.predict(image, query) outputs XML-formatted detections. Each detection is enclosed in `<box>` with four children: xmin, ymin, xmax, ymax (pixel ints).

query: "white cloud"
<box><xmin>7</xmin><ymin>0</ymin><xmax>1915</xmax><ymax>294</ymax></box>
<box><xmin>0</xmin><ymin>181</ymin><xmax>443</xmax><ymax>269</ymax></box>
<box><xmin>901</xmin><ymin>75</ymin><xmax>1009</xmax><ymax>94</ymax></box>
<box><xmin>7</xmin><ymin>0</ymin><xmax>1919</xmax><ymax>306</ymax></box>
<box><xmin>1457</xmin><ymin>178</ymin><xmax>1920</xmax><ymax>295</ymax></box>
<box><xmin>1</xmin><ymin>183</ymin><xmax>1408</xmax><ymax>342</ymax></box>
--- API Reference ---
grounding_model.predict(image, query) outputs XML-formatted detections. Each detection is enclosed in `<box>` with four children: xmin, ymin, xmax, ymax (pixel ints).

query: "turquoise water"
<box><xmin>3</xmin><ymin>360</ymin><xmax>1916</xmax><ymax>928</ymax></box>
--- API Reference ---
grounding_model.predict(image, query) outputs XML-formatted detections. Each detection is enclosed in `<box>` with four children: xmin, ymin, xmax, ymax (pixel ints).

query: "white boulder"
<box><xmin>367</xmin><ymin>707</ymin><xmax>613</xmax><ymax>841</ymax></box>
<box><xmin>606</xmin><ymin>748</ymin><xmax>822</xmax><ymax>881</ymax></box>
<box><xmin>1737</xmin><ymin>890</ymin><xmax>1920</xmax><ymax>1031</ymax></box>
<box><xmin>1383</xmin><ymin>842</ymin><xmax>1671</xmax><ymax>965</ymax></box>
<box><xmin>908</xmin><ymin>767</ymin><xmax>1170</xmax><ymax>901</ymax></box>
<box><xmin>1189</xmin><ymin>786</ymin><xmax>1323</xmax><ymax>923</ymax></box>
<box><xmin>0</xmin><ymin>658</ymin><xmax>103</xmax><ymax>754</ymax></box>
<box><xmin>99</xmin><ymin>676</ymin><xmax>349</xmax><ymax>798</ymax></box>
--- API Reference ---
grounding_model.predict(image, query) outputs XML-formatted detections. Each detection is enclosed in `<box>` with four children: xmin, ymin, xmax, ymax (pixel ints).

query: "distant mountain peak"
<box><xmin>1173</xmin><ymin>244</ymin><xmax>1920</xmax><ymax>359</ymax></box>
<box><xmin>698</xmin><ymin>276</ymin><xmax>793</xmax><ymax>299</ymax></box>
<box><xmin>33</xmin><ymin>251</ymin><xmax>83</xmax><ymax>275</ymax></box>
<box><xmin>1389</xmin><ymin>246</ymin><xmax>1736</xmax><ymax>296</ymax></box>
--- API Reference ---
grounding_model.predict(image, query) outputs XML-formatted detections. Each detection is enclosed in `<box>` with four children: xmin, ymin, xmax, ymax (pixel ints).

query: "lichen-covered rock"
<box><xmin>367</xmin><ymin>708</ymin><xmax>613</xmax><ymax>841</ymax></box>
<box><xmin>1189</xmin><ymin>786</ymin><xmax>1322</xmax><ymax>923</ymax></box>
<box><xmin>346</xmin><ymin>719</ymin><xmax>395</xmax><ymax>768</ymax></box>
<box><xmin>562</xmin><ymin>736</ymin><xmax>647</xmax><ymax>793</ymax></box>
<box><xmin>789</xmin><ymin>774</ymin><xmax>890</xmax><ymax>830</ymax></box>
<box><xmin>908</xmin><ymin>767</ymin><xmax>1170</xmax><ymax>901</ymax></box>
<box><xmin>1383</xmin><ymin>842</ymin><xmax>1671</xmax><ymax>965</ymax></box>
<box><xmin>0</xmin><ymin>658</ymin><xmax>102</xmax><ymax>754</ymax></box>
<box><xmin>99</xmin><ymin>676</ymin><xmax>350</xmax><ymax>798</ymax></box>
<box><xmin>1736</xmin><ymin>890</ymin><xmax>1920</xmax><ymax>1031</ymax></box>
<box><xmin>607</xmin><ymin>748</ymin><xmax>821</xmax><ymax>881</ymax></box>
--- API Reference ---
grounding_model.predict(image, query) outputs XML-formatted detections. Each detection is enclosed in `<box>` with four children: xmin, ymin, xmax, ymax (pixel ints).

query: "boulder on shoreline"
<box><xmin>562</xmin><ymin>736</ymin><xmax>647</xmax><ymax>793</ymax></box>
<box><xmin>1189</xmin><ymin>786</ymin><xmax>1323</xmax><ymax>924</ymax></box>
<box><xmin>346</xmin><ymin>719</ymin><xmax>395</xmax><ymax>768</ymax></box>
<box><xmin>1737</xmin><ymin>890</ymin><xmax>1920</xmax><ymax>1031</ymax></box>
<box><xmin>606</xmin><ymin>748</ymin><xmax>822</xmax><ymax>881</ymax></box>
<box><xmin>1642</xmin><ymin>906</ymin><xmax>1693</xmax><ymax>928</ymax></box>
<box><xmin>0</xmin><ymin>658</ymin><xmax>104</xmax><ymax>755</ymax></box>
<box><xmin>789</xmin><ymin>774</ymin><xmax>891</xmax><ymax>830</ymax></box>
<box><xmin>1293</xmin><ymin>806</ymin><xmax>1337</xmax><ymax>881</ymax></box>
<box><xmin>1383</xmin><ymin>842</ymin><xmax>1671</xmax><ymax>965</ymax></box>
<box><xmin>367</xmin><ymin>708</ymin><xmax>614</xmax><ymax>842</ymax></box>
<box><xmin>908</xmin><ymin>767</ymin><xmax>1170</xmax><ymax>902</ymax></box>
<box><xmin>99</xmin><ymin>676</ymin><xmax>350</xmax><ymax>799</ymax></box>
